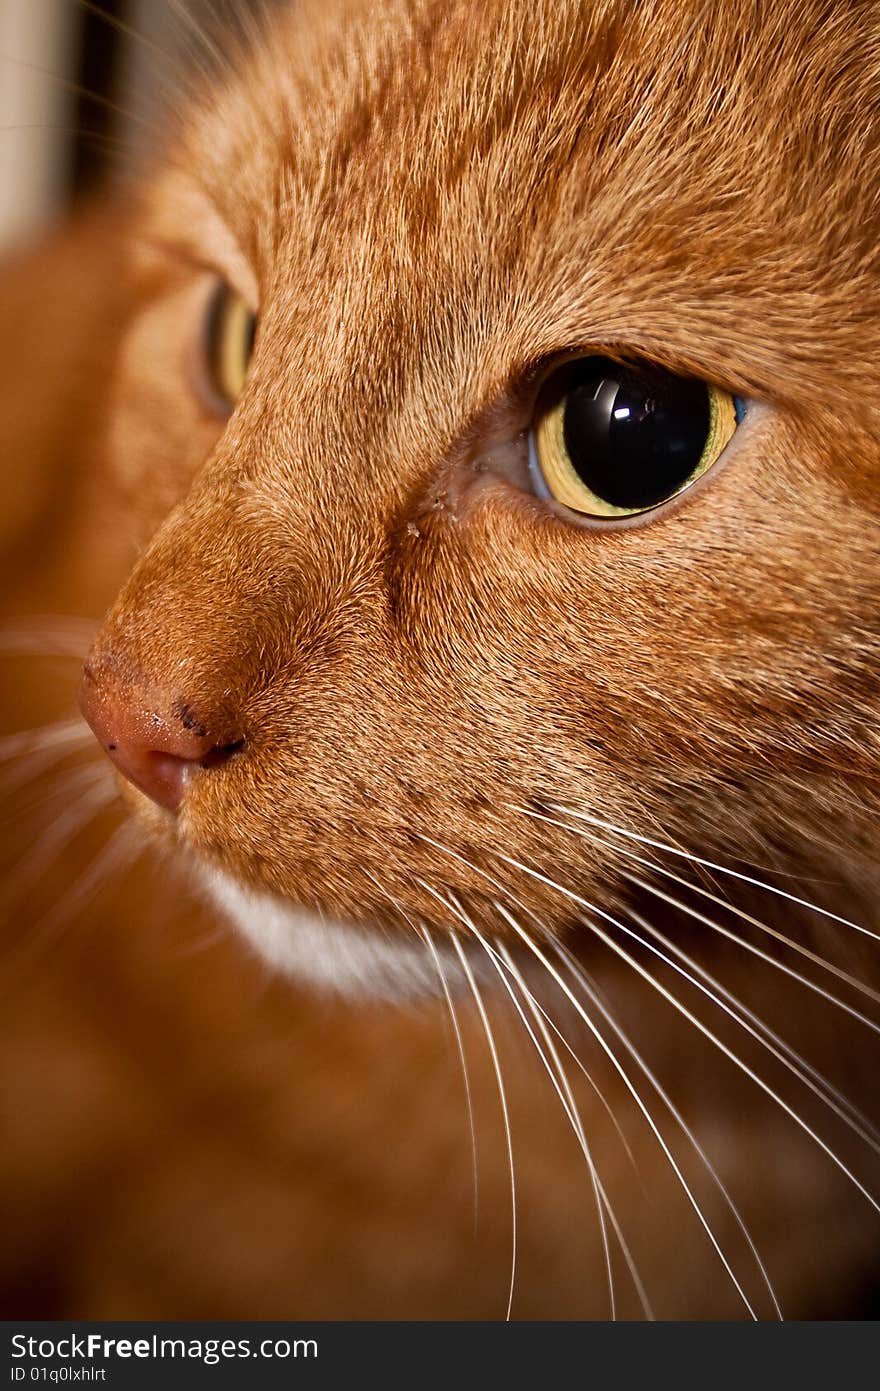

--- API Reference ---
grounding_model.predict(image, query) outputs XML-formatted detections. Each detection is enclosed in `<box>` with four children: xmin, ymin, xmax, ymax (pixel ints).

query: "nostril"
<box><xmin>199</xmin><ymin>737</ymin><xmax>246</xmax><ymax>770</ymax></box>
<box><xmin>78</xmin><ymin>662</ymin><xmax>247</xmax><ymax>812</ymax></box>
<box><xmin>106</xmin><ymin>739</ymin><xmax>245</xmax><ymax>814</ymax></box>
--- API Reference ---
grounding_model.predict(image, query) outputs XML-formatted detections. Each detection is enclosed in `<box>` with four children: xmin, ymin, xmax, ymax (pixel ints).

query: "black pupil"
<box><xmin>558</xmin><ymin>356</ymin><xmax>710</xmax><ymax>510</ymax></box>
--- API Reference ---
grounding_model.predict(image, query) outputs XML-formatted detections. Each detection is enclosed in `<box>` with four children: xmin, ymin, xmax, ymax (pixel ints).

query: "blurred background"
<box><xmin>1</xmin><ymin>0</ymin><xmax>208</xmax><ymax>253</ymax></box>
<box><xmin>3</xmin><ymin>0</ymin><xmax>878</xmax><ymax>1324</ymax></box>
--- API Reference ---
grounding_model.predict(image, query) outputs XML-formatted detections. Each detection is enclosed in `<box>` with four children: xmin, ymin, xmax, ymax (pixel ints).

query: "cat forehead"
<box><xmin>180</xmin><ymin>0</ymin><xmax>874</xmax><ymax>241</ymax></box>
<box><xmin>151</xmin><ymin>0</ymin><xmax>878</xmax><ymax>412</ymax></box>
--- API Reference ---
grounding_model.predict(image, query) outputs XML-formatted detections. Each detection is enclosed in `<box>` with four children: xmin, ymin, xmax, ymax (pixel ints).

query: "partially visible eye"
<box><xmin>202</xmin><ymin>280</ymin><xmax>257</xmax><ymax>412</ymax></box>
<box><xmin>528</xmin><ymin>355</ymin><xmax>746</xmax><ymax>520</ymax></box>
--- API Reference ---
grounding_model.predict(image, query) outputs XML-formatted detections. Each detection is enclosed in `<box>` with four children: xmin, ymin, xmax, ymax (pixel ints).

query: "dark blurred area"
<box><xmin>68</xmin><ymin>1</ymin><xmax>128</xmax><ymax>196</ymax></box>
<box><xmin>1</xmin><ymin>0</ymin><xmax>201</xmax><ymax>253</ymax></box>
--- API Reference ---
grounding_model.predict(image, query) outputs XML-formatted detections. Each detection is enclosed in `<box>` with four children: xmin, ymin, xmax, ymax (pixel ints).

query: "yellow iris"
<box><xmin>206</xmin><ymin>282</ymin><xmax>257</xmax><ymax>408</ymax></box>
<box><xmin>534</xmin><ymin>378</ymin><xmax>737</xmax><ymax>518</ymax></box>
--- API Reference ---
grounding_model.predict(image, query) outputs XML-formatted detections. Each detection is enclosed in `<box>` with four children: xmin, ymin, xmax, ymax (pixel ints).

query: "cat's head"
<box><xmin>79</xmin><ymin>0</ymin><xmax>880</xmax><ymax>995</ymax></box>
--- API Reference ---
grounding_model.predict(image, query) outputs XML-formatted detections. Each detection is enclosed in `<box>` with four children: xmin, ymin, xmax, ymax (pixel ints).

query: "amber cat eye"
<box><xmin>203</xmin><ymin>280</ymin><xmax>258</xmax><ymax>411</ymax></box>
<box><xmin>529</xmin><ymin>356</ymin><xmax>744</xmax><ymax>519</ymax></box>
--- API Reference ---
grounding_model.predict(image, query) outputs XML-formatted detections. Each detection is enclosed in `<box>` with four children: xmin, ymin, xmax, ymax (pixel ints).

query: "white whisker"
<box><xmin>415</xmin><ymin>829</ymin><xmax>717</xmax><ymax>1177</ymax></box>
<box><xmin>624</xmin><ymin>905</ymin><xmax>880</xmax><ymax>1153</ymax></box>
<box><xmin>420</xmin><ymin>924</ymin><xmax>480</xmax><ymax>1228</ymax></box>
<box><xmin>511</xmin><ymin>809</ymin><xmax>880</xmax><ymax>1142</ymax></box>
<box><xmin>10</xmin><ymin>818</ymin><xmax>144</xmax><ymax>969</ymax></box>
<box><xmin>516</xmin><ymin>804</ymin><xmax>880</xmax><ymax>1012</ymax></box>
<box><xmin>553</xmin><ymin>941</ymin><xmax>783</xmax><ymax>1320</ymax></box>
<box><xmin>3</xmin><ymin>766</ymin><xmax>118</xmax><ymax>910</ymax></box>
<box><xmin>516</xmin><ymin>988</ymin><xmax>644</xmax><ymax>1182</ymax></box>
<box><xmin>493</xmin><ymin>851</ymin><xmax>880</xmax><ymax>1216</ymax></box>
<box><xmin>626</xmin><ymin>868</ymin><xmax>880</xmax><ymax>1023</ymax></box>
<box><xmin>496</xmin><ymin>939</ymin><xmax>657</xmax><ymax>1318</ymax></box>
<box><xmin>0</xmin><ymin>742</ymin><xmax>98</xmax><ymax>805</ymax></box>
<box><xmin>172</xmin><ymin>921</ymin><xmax>234</xmax><ymax>959</ymax></box>
<box><xmin>475</xmin><ymin>928</ymin><xmax>618</xmax><ymax>1319</ymax></box>
<box><xmin>167</xmin><ymin>0</ymin><xmax>233</xmax><ymax>74</ymax></box>
<box><xmin>444</xmin><ymin>919</ymin><xmax>517</xmax><ymax>1321</ymax></box>
<box><xmin>77</xmin><ymin>0</ymin><xmax>171</xmax><ymax>62</ymax></box>
<box><xmin>362</xmin><ymin>868</ymin><xmax>472</xmax><ymax>1075</ymax></box>
<box><xmin>542</xmin><ymin>805</ymin><xmax>880</xmax><ymax>944</ymax></box>
<box><xmin>490</xmin><ymin>900</ymin><xmax>760</xmax><ymax>1318</ymax></box>
<box><xmin>0</xmin><ymin>718</ymin><xmax>92</xmax><ymax>765</ymax></box>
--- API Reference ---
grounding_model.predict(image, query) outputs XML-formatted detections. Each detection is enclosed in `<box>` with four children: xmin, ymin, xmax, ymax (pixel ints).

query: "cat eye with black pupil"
<box><xmin>528</xmin><ymin>355</ymin><xmax>746</xmax><ymax>519</ymax></box>
<box><xmin>203</xmin><ymin>280</ymin><xmax>257</xmax><ymax>412</ymax></box>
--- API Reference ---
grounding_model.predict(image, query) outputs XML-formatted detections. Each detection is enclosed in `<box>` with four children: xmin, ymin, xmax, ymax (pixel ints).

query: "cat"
<box><xmin>1</xmin><ymin>0</ymin><xmax>878</xmax><ymax>1319</ymax></box>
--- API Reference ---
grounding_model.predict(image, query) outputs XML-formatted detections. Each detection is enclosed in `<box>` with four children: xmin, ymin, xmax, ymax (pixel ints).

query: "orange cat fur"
<box><xmin>1</xmin><ymin>0</ymin><xmax>878</xmax><ymax>1318</ymax></box>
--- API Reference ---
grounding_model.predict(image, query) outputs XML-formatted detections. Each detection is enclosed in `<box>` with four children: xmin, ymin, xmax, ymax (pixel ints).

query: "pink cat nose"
<box><xmin>78</xmin><ymin>665</ymin><xmax>242</xmax><ymax>812</ymax></box>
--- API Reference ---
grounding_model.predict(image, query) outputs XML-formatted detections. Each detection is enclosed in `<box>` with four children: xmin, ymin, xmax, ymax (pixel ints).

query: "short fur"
<box><xmin>1</xmin><ymin>0</ymin><xmax>879</xmax><ymax>1318</ymax></box>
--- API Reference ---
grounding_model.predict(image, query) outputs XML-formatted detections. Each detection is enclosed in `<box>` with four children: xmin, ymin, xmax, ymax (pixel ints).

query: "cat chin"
<box><xmin>198</xmin><ymin>866</ymin><xmax>454</xmax><ymax>1001</ymax></box>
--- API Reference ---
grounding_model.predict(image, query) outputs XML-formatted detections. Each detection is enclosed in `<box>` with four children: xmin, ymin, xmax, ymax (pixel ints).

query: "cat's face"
<box><xmin>80</xmin><ymin>0</ymin><xmax>879</xmax><ymax>994</ymax></box>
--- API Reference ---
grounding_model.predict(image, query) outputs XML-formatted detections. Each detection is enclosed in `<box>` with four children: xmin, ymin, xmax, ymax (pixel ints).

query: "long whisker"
<box><xmin>3</xmin><ymin>755</ymin><xmax>107</xmax><ymax>827</ymax></box>
<box><xmin>510</xmin><ymin>810</ymin><xmax>880</xmax><ymax>1141</ymax></box>
<box><xmin>0</xmin><ymin>739</ymin><xmax>97</xmax><ymax>802</ymax></box>
<box><xmin>495</xmin><ymin>938</ymin><xmax>656</xmax><ymax>1318</ymax></box>
<box><xmin>0</xmin><ymin>122</ymin><xmax>132</xmax><ymax>160</ymax></box>
<box><xmin>18</xmin><ymin>818</ymin><xmax>144</xmax><ymax>967</ymax></box>
<box><xmin>627</xmin><ymin>867</ymin><xmax>880</xmax><ymax>1017</ymax></box>
<box><xmin>412</xmin><ymin>831</ymin><xmax>716</xmax><ymax>1173</ymax></box>
<box><xmin>516</xmin><ymin>805</ymin><xmax>880</xmax><ymax>1011</ymax></box>
<box><xmin>488</xmin><ymin>900</ymin><xmax>760</xmax><ymax>1318</ymax></box>
<box><xmin>77</xmin><ymin>0</ymin><xmax>172</xmax><ymax>62</ymax></box>
<box><xmin>626</xmin><ymin>870</ymin><xmax>880</xmax><ymax>1023</ymax></box>
<box><xmin>438</xmin><ymin>883</ymin><xmax>633</xmax><ymax>1317</ymax></box>
<box><xmin>2</xmin><ymin>765</ymin><xmax>118</xmax><ymax>911</ymax></box>
<box><xmin>416</xmin><ymin>832</ymin><xmax>791</xmax><ymax>1311</ymax></box>
<box><xmin>0</xmin><ymin>50</ymin><xmax>150</xmax><ymax>128</ymax></box>
<box><xmin>414</xmin><ymin>832</ymin><xmax>692</xmax><ymax>1182</ymax></box>
<box><xmin>0</xmin><ymin>616</ymin><xmax>97</xmax><ymax>658</ymax></box>
<box><xmin>500</xmin><ymin>961</ymin><xmax>644</xmax><ymax>1179</ymax></box>
<box><xmin>444</xmin><ymin>921</ymin><xmax>517</xmax><ymax>1321</ymax></box>
<box><xmin>624</xmin><ymin>905</ymin><xmax>880</xmax><ymax>1152</ymax></box>
<box><xmin>511</xmin><ymin>811</ymin><xmax>880</xmax><ymax>1140</ymax></box>
<box><xmin>542</xmin><ymin>805</ymin><xmax>880</xmax><ymax>944</ymax></box>
<box><xmin>474</xmin><ymin>928</ymin><xmax>618</xmax><ymax>1319</ymax></box>
<box><xmin>0</xmin><ymin>751</ymin><xmax>97</xmax><ymax>806</ymax></box>
<box><xmin>494</xmin><ymin>850</ymin><xmax>880</xmax><ymax>1215</ymax></box>
<box><xmin>166</xmin><ymin>0</ymin><xmax>233</xmax><ymax>75</ymax></box>
<box><xmin>551</xmin><ymin>940</ymin><xmax>783</xmax><ymax>1320</ymax></box>
<box><xmin>172</xmin><ymin>920</ymin><xmax>234</xmax><ymax>960</ymax></box>
<box><xmin>420</xmin><ymin>924</ymin><xmax>480</xmax><ymax>1228</ymax></box>
<box><xmin>0</xmin><ymin>718</ymin><xmax>92</xmax><ymax>766</ymax></box>
<box><xmin>1</xmin><ymin>811</ymin><xmax>143</xmax><ymax>1003</ymax></box>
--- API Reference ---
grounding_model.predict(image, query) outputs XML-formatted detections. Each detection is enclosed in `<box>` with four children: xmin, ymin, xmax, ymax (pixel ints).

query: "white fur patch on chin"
<box><xmin>201</xmin><ymin>867</ymin><xmax>450</xmax><ymax>1000</ymax></box>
